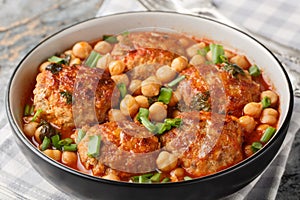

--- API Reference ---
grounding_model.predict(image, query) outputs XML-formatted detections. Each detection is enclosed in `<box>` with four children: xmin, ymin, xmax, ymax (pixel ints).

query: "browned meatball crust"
<box><xmin>33</xmin><ymin>65</ymin><xmax>115</xmax><ymax>135</ymax></box>
<box><xmin>76</xmin><ymin>121</ymin><xmax>160</xmax><ymax>177</ymax></box>
<box><xmin>177</xmin><ymin>65</ymin><xmax>260</xmax><ymax>116</ymax></box>
<box><xmin>160</xmin><ymin>111</ymin><xmax>244</xmax><ymax>177</ymax></box>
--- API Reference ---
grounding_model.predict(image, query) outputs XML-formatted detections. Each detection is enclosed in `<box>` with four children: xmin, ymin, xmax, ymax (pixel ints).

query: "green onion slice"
<box><xmin>156</xmin><ymin>122</ymin><xmax>172</xmax><ymax>135</ymax></box>
<box><xmin>85</xmin><ymin>51</ymin><xmax>102</xmax><ymax>68</ymax></box>
<box><xmin>161</xmin><ymin>177</ymin><xmax>170</xmax><ymax>183</ymax></box>
<box><xmin>31</xmin><ymin>109</ymin><xmax>43</xmax><ymax>122</ymax></box>
<box><xmin>150</xmin><ymin>173</ymin><xmax>161</xmax><ymax>182</ymax></box>
<box><xmin>164</xmin><ymin>118</ymin><xmax>182</xmax><ymax>128</ymax></box>
<box><xmin>87</xmin><ymin>135</ymin><xmax>101</xmax><ymax>157</ymax></box>
<box><xmin>117</xmin><ymin>83</ymin><xmax>127</xmax><ymax>99</ymax></box>
<box><xmin>131</xmin><ymin>173</ymin><xmax>153</xmax><ymax>183</ymax></box>
<box><xmin>249</xmin><ymin>65</ymin><xmax>261</xmax><ymax>76</ymax></box>
<box><xmin>137</xmin><ymin>108</ymin><xmax>158</xmax><ymax>133</ymax></box>
<box><xmin>48</xmin><ymin>56</ymin><xmax>67</xmax><ymax>64</ymax></box>
<box><xmin>63</xmin><ymin>144</ymin><xmax>77</xmax><ymax>152</ymax></box>
<box><xmin>77</xmin><ymin>129</ymin><xmax>86</xmax><ymax>143</ymax></box>
<box><xmin>251</xmin><ymin>141</ymin><xmax>263</xmax><ymax>152</ymax></box>
<box><xmin>209</xmin><ymin>43</ymin><xmax>225</xmax><ymax>64</ymax></box>
<box><xmin>103</xmin><ymin>35</ymin><xmax>118</xmax><ymax>44</ymax></box>
<box><xmin>41</xmin><ymin>136</ymin><xmax>51</xmax><ymax>151</ymax></box>
<box><xmin>158</xmin><ymin>87</ymin><xmax>173</xmax><ymax>104</ymax></box>
<box><xmin>58</xmin><ymin>138</ymin><xmax>73</xmax><ymax>146</ymax></box>
<box><xmin>260</xmin><ymin>127</ymin><xmax>276</xmax><ymax>143</ymax></box>
<box><xmin>167</xmin><ymin>75</ymin><xmax>185</xmax><ymax>87</ymax></box>
<box><xmin>184</xmin><ymin>176</ymin><xmax>193</xmax><ymax>181</ymax></box>
<box><xmin>261</xmin><ymin>96</ymin><xmax>271</xmax><ymax>109</ymax></box>
<box><xmin>51</xmin><ymin>134</ymin><xmax>61</xmax><ymax>149</ymax></box>
<box><xmin>24</xmin><ymin>104</ymin><xmax>31</xmax><ymax>116</ymax></box>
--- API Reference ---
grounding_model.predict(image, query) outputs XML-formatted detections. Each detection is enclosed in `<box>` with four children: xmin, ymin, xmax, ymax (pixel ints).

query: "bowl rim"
<box><xmin>5</xmin><ymin>11</ymin><xmax>294</xmax><ymax>187</ymax></box>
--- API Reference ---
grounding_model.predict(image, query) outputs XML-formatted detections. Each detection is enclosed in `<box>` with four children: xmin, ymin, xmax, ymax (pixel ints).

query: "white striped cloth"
<box><xmin>1</xmin><ymin>0</ymin><xmax>299</xmax><ymax>199</ymax></box>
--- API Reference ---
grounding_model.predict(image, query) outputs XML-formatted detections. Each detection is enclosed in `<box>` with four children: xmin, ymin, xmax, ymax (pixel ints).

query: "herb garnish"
<box><xmin>60</xmin><ymin>91</ymin><xmax>73</xmax><ymax>104</ymax></box>
<box><xmin>45</xmin><ymin>63</ymin><xmax>62</xmax><ymax>74</ymax></box>
<box><xmin>222</xmin><ymin>63</ymin><xmax>245</xmax><ymax>77</ymax></box>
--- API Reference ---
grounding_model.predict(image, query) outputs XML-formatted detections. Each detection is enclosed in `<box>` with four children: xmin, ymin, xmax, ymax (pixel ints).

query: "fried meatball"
<box><xmin>33</xmin><ymin>65</ymin><xmax>115</xmax><ymax>135</ymax></box>
<box><xmin>177</xmin><ymin>65</ymin><xmax>260</xmax><ymax>116</ymax></box>
<box><xmin>160</xmin><ymin>111</ymin><xmax>244</xmax><ymax>177</ymax></box>
<box><xmin>76</xmin><ymin>121</ymin><xmax>160</xmax><ymax>177</ymax></box>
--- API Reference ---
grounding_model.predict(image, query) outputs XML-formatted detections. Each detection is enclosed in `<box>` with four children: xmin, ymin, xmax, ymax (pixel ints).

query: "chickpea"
<box><xmin>186</xmin><ymin>42</ymin><xmax>206</xmax><ymax>57</ymax></box>
<box><xmin>111</xmin><ymin>74</ymin><xmax>129</xmax><ymax>86</ymax></box>
<box><xmin>172</xmin><ymin>109</ymin><xmax>181</xmax><ymax>118</ymax></box>
<box><xmin>108</xmin><ymin>109</ymin><xmax>127</xmax><ymax>122</ymax></box>
<box><xmin>102</xmin><ymin>174</ymin><xmax>120</xmax><ymax>181</ymax></box>
<box><xmin>39</xmin><ymin>61</ymin><xmax>51</xmax><ymax>72</ymax></box>
<box><xmin>94</xmin><ymin>41</ymin><xmax>112</xmax><ymax>54</ymax></box>
<box><xmin>206</xmin><ymin>50</ymin><xmax>212</xmax><ymax>61</ymax></box>
<box><xmin>224</xmin><ymin>50</ymin><xmax>235</xmax><ymax>59</ymax></box>
<box><xmin>261</xmin><ymin>90</ymin><xmax>278</xmax><ymax>107</ymax></box>
<box><xmin>64</xmin><ymin>49</ymin><xmax>74</xmax><ymax>56</ymax></box>
<box><xmin>238</xmin><ymin>116</ymin><xmax>256</xmax><ymax>133</ymax></box>
<box><xmin>178</xmin><ymin>37</ymin><xmax>190</xmax><ymax>47</ymax></box>
<box><xmin>96</xmin><ymin>53</ymin><xmax>112</xmax><ymax>69</ymax></box>
<box><xmin>149</xmin><ymin>102</ymin><xmax>167</xmax><ymax>122</ymax></box>
<box><xmin>109</xmin><ymin>60</ymin><xmax>125</xmax><ymax>76</ymax></box>
<box><xmin>135</xmin><ymin>95</ymin><xmax>149</xmax><ymax>108</ymax></box>
<box><xmin>23</xmin><ymin>122</ymin><xmax>39</xmax><ymax>137</ymax></box>
<box><xmin>156</xmin><ymin>151</ymin><xmax>178</xmax><ymax>172</ymax></box>
<box><xmin>141</xmin><ymin>76</ymin><xmax>161</xmax><ymax>97</ymax></box>
<box><xmin>229</xmin><ymin>55</ymin><xmax>250</xmax><ymax>70</ymax></box>
<box><xmin>120</xmin><ymin>94</ymin><xmax>139</xmax><ymax>117</ymax></box>
<box><xmin>171</xmin><ymin>56</ymin><xmax>188</xmax><ymax>72</ymax></box>
<box><xmin>128</xmin><ymin>79</ymin><xmax>142</xmax><ymax>95</ymax></box>
<box><xmin>256</xmin><ymin>124</ymin><xmax>270</xmax><ymax>134</ymax></box>
<box><xmin>260</xmin><ymin>108</ymin><xmax>278</xmax><ymax>125</ymax></box>
<box><xmin>156</xmin><ymin>65</ymin><xmax>177</xmax><ymax>83</ymax></box>
<box><xmin>189</xmin><ymin>54</ymin><xmax>206</xmax><ymax>66</ymax></box>
<box><xmin>62</xmin><ymin>151</ymin><xmax>77</xmax><ymax>167</ymax></box>
<box><xmin>69</xmin><ymin>58</ymin><xmax>81</xmax><ymax>66</ymax></box>
<box><xmin>171</xmin><ymin>167</ymin><xmax>185</xmax><ymax>178</ymax></box>
<box><xmin>243</xmin><ymin>102</ymin><xmax>263</xmax><ymax>118</ymax></box>
<box><xmin>168</xmin><ymin>90</ymin><xmax>181</xmax><ymax>107</ymax></box>
<box><xmin>43</xmin><ymin>149</ymin><xmax>61</xmax><ymax>161</ymax></box>
<box><xmin>34</xmin><ymin>126</ymin><xmax>43</xmax><ymax>144</ymax></box>
<box><xmin>72</xmin><ymin>41</ymin><xmax>92</xmax><ymax>59</ymax></box>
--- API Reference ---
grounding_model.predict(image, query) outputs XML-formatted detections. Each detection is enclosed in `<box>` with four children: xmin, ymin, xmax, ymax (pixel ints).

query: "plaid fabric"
<box><xmin>1</xmin><ymin>0</ymin><xmax>299</xmax><ymax>199</ymax></box>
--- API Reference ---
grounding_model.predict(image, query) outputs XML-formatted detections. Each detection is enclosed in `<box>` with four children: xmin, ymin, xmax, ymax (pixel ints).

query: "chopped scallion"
<box><xmin>184</xmin><ymin>176</ymin><xmax>193</xmax><ymax>181</ymax></box>
<box><xmin>77</xmin><ymin>129</ymin><xmax>86</xmax><ymax>143</ymax></box>
<box><xmin>137</xmin><ymin>108</ymin><xmax>158</xmax><ymax>133</ymax></box>
<box><xmin>249</xmin><ymin>65</ymin><xmax>261</xmax><ymax>76</ymax></box>
<box><xmin>150</xmin><ymin>173</ymin><xmax>161</xmax><ymax>182</ymax></box>
<box><xmin>48</xmin><ymin>56</ymin><xmax>67</xmax><ymax>64</ymax></box>
<box><xmin>51</xmin><ymin>134</ymin><xmax>61</xmax><ymax>149</ymax></box>
<box><xmin>164</xmin><ymin>118</ymin><xmax>182</xmax><ymax>128</ymax></box>
<box><xmin>58</xmin><ymin>138</ymin><xmax>73</xmax><ymax>146</ymax></box>
<box><xmin>161</xmin><ymin>177</ymin><xmax>170</xmax><ymax>183</ymax></box>
<box><xmin>117</xmin><ymin>83</ymin><xmax>127</xmax><ymax>99</ymax></box>
<box><xmin>261</xmin><ymin>96</ymin><xmax>271</xmax><ymax>109</ymax></box>
<box><xmin>197</xmin><ymin>46</ymin><xmax>210</xmax><ymax>56</ymax></box>
<box><xmin>156</xmin><ymin>122</ymin><xmax>172</xmax><ymax>135</ymax></box>
<box><xmin>87</xmin><ymin>135</ymin><xmax>101</xmax><ymax>157</ymax></box>
<box><xmin>167</xmin><ymin>75</ymin><xmax>185</xmax><ymax>87</ymax></box>
<box><xmin>41</xmin><ymin>136</ymin><xmax>51</xmax><ymax>151</ymax></box>
<box><xmin>103</xmin><ymin>35</ymin><xmax>118</xmax><ymax>44</ymax></box>
<box><xmin>31</xmin><ymin>109</ymin><xmax>43</xmax><ymax>122</ymax></box>
<box><xmin>85</xmin><ymin>51</ymin><xmax>102</xmax><ymax>68</ymax></box>
<box><xmin>131</xmin><ymin>173</ymin><xmax>153</xmax><ymax>183</ymax></box>
<box><xmin>24</xmin><ymin>104</ymin><xmax>31</xmax><ymax>116</ymax></box>
<box><xmin>251</xmin><ymin>141</ymin><xmax>263</xmax><ymax>152</ymax></box>
<box><xmin>209</xmin><ymin>43</ymin><xmax>225</xmax><ymax>64</ymax></box>
<box><xmin>158</xmin><ymin>87</ymin><xmax>173</xmax><ymax>104</ymax></box>
<box><xmin>260</xmin><ymin>127</ymin><xmax>276</xmax><ymax>143</ymax></box>
<box><xmin>63</xmin><ymin>144</ymin><xmax>77</xmax><ymax>152</ymax></box>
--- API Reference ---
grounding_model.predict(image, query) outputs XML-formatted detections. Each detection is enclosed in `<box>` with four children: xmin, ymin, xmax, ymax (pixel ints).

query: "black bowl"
<box><xmin>6</xmin><ymin>12</ymin><xmax>294</xmax><ymax>200</ymax></box>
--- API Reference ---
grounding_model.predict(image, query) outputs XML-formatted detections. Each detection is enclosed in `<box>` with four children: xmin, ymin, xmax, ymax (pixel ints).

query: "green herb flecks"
<box><xmin>45</xmin><ymin>63</ymin><xmax>62</xmax><ymax>74</ymax></box>
<box><xmin>60</xmin><ymin>91</ymin><xmax>72</xmax><ymax>104</ymax></box>
<box><xmin>222</xmin><ymin>63</ymin><xmax>245</xmax><ymax>77</ymax></box>
<box><xmin>190</xmin><ymin>91</ymin><xmax>211</xmax><ymax>112</ymax></box>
